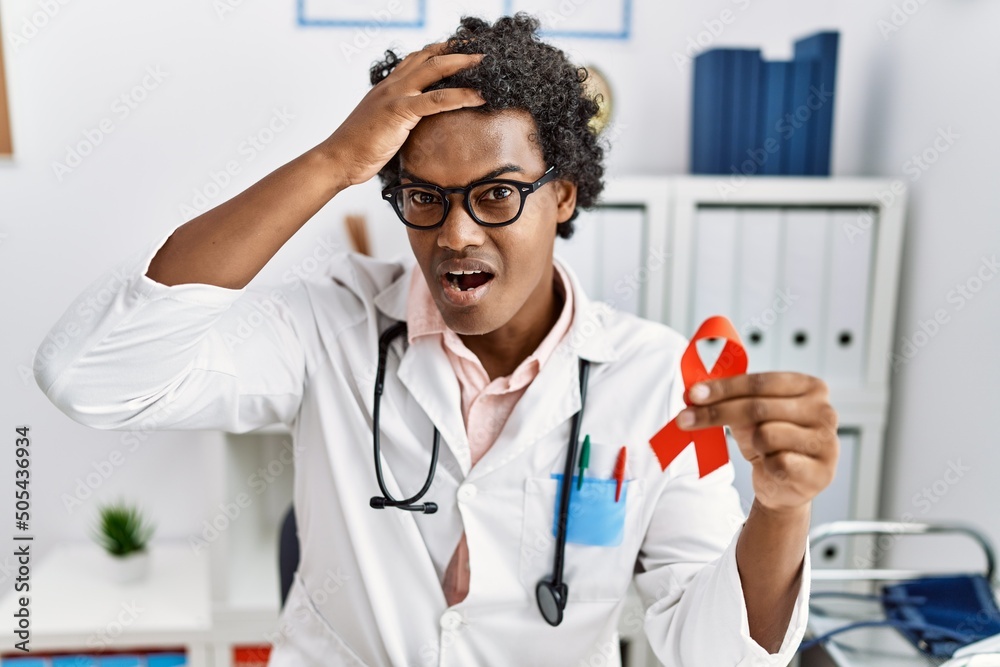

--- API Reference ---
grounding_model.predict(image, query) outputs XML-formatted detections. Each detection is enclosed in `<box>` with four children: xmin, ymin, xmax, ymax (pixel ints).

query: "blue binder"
<box><xmin>758</xmin><ymin>61</ymin><xmax>792</xmax><ymax>175</ymax></box>
<box><xmin>691</xmin><ymin>49</ymin><xmax>730</xmax><ymax>173</ymax></box>
<box><xmin>690</xmin><ymin>32</ymin><xmax>839</xmax><ymax>176</ymax></box>
<box><xmin>786</xmin><ymin>58</ymin><xmax>819</xmax><ymax>175</ymax></box>
<box><xmin>53</xmin><ymin>658</ymin><xmax>98</xmax><ymax>667</ymax></box>
<box><xmin>794</xmin><ymin>31</ymin><xmax>839</xmax><ymax>175</ymax></box>
<box><xmin>727</xmin><ymin>50</ymin><xmax>763</xmax><ymax>176</ymax></box>
<box><xmin>97</xmin><ymin>657</ymin><xmax>142</xmax><ymax>667</ymax></box>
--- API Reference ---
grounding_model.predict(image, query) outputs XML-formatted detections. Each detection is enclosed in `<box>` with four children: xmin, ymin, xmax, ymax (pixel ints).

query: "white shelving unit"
<box><xmin>0</xmin><ymin>542</ymin><xmax>213</xmax><ymax>663</ymax></box>
<box><xmin>209</xmin><ymin>430</ymin><xmax>294</xmax><ymax>667</ymax></box>
<box><xmin>0</xmin><ymin>436</ymin><xmax>294</xmax><ymax>666</ymax></box>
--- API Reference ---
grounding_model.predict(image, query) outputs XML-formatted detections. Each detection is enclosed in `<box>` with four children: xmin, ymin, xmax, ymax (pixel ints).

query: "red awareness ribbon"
<box><xmin>648</xmin><ymin>315</ymin><xmax>748</xmax><ymax>477</ymax></box>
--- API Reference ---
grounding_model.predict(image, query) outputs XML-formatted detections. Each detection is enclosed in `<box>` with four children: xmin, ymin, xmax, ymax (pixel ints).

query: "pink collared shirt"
<box><xmin>405</xmin><ymin>261</ymin><xmax>575</xmax><ymax>606</ymax></box>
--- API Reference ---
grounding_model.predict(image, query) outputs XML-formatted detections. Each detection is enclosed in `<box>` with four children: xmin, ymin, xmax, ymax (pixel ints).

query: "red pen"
<box><xmin>613</xmin><ymin>446</ymin><xmax>627</xmax><ymax>502</ymax></box>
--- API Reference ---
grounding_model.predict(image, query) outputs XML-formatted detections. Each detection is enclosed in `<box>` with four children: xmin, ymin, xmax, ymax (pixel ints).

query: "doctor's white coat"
<box><xmin>35</xmin><ymin>229</ymin><xmax>810</xmax><ymax>666</ymax></box>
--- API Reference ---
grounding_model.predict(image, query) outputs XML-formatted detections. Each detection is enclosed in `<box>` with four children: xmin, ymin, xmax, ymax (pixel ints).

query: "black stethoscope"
<box><xmin>369</xmin><ymin>320</ymin><xmax>591</xmax><ymax>626</ymax></box>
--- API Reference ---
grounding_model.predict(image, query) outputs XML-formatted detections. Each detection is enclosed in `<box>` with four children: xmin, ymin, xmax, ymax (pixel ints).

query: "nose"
<box><xmin>436</xmin><ymin>193</ymin><xmax>486</xmax><ymax>251</ymax></box>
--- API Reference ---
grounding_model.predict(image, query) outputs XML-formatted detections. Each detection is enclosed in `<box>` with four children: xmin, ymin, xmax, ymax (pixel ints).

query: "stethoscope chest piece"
<box><xmin>536</xmin><ymin>580</ymin><xmax>567</xmax><ymax>626</ymax></box>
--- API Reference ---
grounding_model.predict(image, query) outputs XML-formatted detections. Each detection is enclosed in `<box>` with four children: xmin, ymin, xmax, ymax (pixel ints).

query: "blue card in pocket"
<box><xmin>550</xmin><ymin>473</ymin><xmax>628</xmax><ymax>547</ymax></box>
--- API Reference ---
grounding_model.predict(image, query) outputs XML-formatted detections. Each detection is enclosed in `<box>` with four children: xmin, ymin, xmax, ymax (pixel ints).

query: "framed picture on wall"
<box><xmin>0</xmin><ymin>21</ymin><xmax>11</xmax><ymax>156</ymax></box>
<box><xmin>504</xmin><ymin>0</ymin><xmax>632</xmax><ymax>40</ymax></box>
<box><xmin>298</xmin><ymin>0</ymin><xmax>425</xmax><ymax>29</ymax></box>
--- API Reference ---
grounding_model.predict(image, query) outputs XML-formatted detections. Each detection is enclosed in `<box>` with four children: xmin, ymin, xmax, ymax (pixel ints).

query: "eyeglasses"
<box><xmin>381</xmin><ymin>165</ymin><xmax>559</xmax><ymax>230</ymax></box>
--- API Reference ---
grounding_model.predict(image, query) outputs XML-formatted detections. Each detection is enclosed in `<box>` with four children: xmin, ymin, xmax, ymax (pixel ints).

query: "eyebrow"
<box><xmin>399</xmin><ymin>163</ymin><xmax>525</xmax><ymax>187</ymax></box>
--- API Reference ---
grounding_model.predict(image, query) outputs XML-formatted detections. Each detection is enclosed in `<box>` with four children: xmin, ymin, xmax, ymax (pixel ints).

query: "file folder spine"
<box><xmin>729</xmin><ymin>50</ymin><xmax>763</xmax><ymax>177</ymax></box>
<box><xmin>786</xmin><ymin>58</ymin><xmax>819</xmax><ymax>176</ymax></box>
<box><xmin>793</xmin><ymin>31</ymin><xmax>840</xmax><ymax>176</ymax></box>
<box><xmin>692</xmin><ymin>49</ymin><xmax>737</xmax><ymax>174</ymax></box>
<box><xmin>758</xmin><ymin>61</ymin><xmax>792</xmax><ymax>175</ymax></box>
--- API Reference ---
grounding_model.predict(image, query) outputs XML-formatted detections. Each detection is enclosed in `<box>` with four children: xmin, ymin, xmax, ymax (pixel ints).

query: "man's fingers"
<box><xmin>402</xmin><ymin>87</ymin><xmax>486</xmax><ymax>120</ymax></box>
<box><xmin>689</xmin><ymin>371</ymin><xmax>827</xmax><ymax>404</ymax></box>
<box><xmin>678</xmin><ymin>395</ymin><xmax>833</xmax><ymax>431</ymax></box>
<box><xmin>756</xmin><ymin>450</ymin><xmax>835</xmax><ymax>500</ymax></box>
<box><xmin>404</xmin><ymin>53</ymin><xmax>484</xmax><ymax>93</ymax></box>
<box><xmin>390</xmin><ymin>41</ymin><xmax>450</xmax><ymax>76</ymax></box>
<box><xmin>747</xmin><ymin>421</ymin><xmax>838</xmax><ymax>462</ymax></box>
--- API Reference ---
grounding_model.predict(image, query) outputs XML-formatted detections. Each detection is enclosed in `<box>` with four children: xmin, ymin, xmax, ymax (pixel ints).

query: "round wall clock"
<box><xmin>582</xmin><ymin>65</ymin><xmax>613</xmax><ymax>135</ymax></box>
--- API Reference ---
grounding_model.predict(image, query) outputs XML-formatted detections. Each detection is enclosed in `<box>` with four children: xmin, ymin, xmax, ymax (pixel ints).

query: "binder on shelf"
<box><xmin>816</xmin><ymin>429</ymin><xmax>858</xmax><ymax>530</ymax></box>
<box><xmin>734</xmin><ymin>208</ymin><xmax>783</xmax><ymax>372</ymax></box>
<box><xmin>794</xmin><ymin>31</ymin><xmax>840</xmax><ymax>175</ymax></box>
<box><xmin>786</xmin><ymin>58</ymin><xmax>819</xmax><ymax>176</ymax></box>
<box><xmin>727</xmin><ymin>49</ymin><xmax>763</xmax><ymax>175</ymax></box>
<box><xmin>233</xmin><ymin>645</ymin><xmax>271</xmax><ymax>667</ymax></box>
<box><xmin>758</xmin><ymin>61</ymin><xmax>792</xmax><ymax>175</ymax></box>
<box><xmin>598</xmin><ymin>207</ymin><xmax>646</xmax><ymax>317</ymax></box>
<box><xmin>556</xmin><ymin>205</ymin><xmax>647</xmax><ymax>317</ymax></box>
<box><xmin>146</xmin><ymin>654</ymin><xmax>187</xmax><ymax>667</ymax></box>
<box><xmin>98</xmin><ymin>657</ymin><xmax>143</xmax><ymax>667</ymax></box>
<box><xmin>689</xmin><ymin>207</ymin><xmax>739</xmax><ymax>348</ymax></box>
<box><xmin>691</xmin><ymin>49</ymin><xmax>732</xmax><ymax>173</ymax></box>
<box><xmin>690</xmin><ymin>50</ymin><xmax>711</xmax><ymax>173</ymax></box>
<box><xmin>690</xmin><ymin>31</ymin><xmax>839</xmax><ymax>176</ymax></box>
<box><xmin>822</xmin><ymin>208</ymin><xmax>876</xmax><ymax>386</ymax></box>
<box><xmin>810</xmin><ymin>429</ymin><xmax>859</xmax><ymax>568</ymax></box>
<box><xmin>555</xmin><ymin>208</ymin><xmax>603</xmax><ymax>298</ymax></box>
<box><xmin>2</xmin><ymin>653</ymin><xmax>186</xmax><ymax>667</ymax></box>
<box><xmin>774</xmin><ymin>208</ymin><xmax>829</xmax><ymax>376</ymax></box>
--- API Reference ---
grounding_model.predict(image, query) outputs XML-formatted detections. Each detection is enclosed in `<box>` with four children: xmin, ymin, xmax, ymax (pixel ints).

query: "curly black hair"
<box><xmin>369</xmin><ymin>12</ymin><xmax>606</xmax><ymax>240</ymax></box>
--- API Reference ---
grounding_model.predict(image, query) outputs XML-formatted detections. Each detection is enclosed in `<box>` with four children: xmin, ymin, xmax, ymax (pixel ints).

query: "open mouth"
<box><xmin>439</xmin><ymin>269</ymin><xmax>496</xmax><ymax>307</ymax></box>
<box><xmin>444</xmin><ymin>270</ymin><xmax>495</xmax><ymax>291</ymax></box>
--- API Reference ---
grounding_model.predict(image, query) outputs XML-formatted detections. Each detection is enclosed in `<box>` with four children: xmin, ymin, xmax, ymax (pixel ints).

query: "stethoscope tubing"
<box><xmin>551</xmin><ymin>358</ymin><xmax>590</xmax><ymax>589</ymax></box>
<box><xmin>371</xmin><ymin>321</ymin><xmax>441</xmax><ymax>512</ymax></box>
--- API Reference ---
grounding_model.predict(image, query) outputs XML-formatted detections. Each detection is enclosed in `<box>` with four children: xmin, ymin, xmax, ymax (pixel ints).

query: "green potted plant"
<box><xmin>90</xmin><ymin>498</ymin><xmax>156</xmax><ymax>583</ymax></box>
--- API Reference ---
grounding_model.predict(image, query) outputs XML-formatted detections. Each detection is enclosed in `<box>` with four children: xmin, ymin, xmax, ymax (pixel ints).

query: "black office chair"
<box><xmin>278</xmin><ymin>503</ymin><xmax>299</xmax><ymax>609</ymax></box>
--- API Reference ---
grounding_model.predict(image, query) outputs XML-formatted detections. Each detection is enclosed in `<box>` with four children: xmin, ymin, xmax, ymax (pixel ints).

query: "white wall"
<box><xmin>2</xmin><ymin>0</ymin><xmax>997</xmax><ymax>594</ymax></box>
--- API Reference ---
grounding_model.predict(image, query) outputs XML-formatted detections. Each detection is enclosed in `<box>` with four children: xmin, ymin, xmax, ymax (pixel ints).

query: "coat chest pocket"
<box><xmin>518</xmin><ymin>475</ymin><xmax>645</xmax><ymax>603</ymax></box>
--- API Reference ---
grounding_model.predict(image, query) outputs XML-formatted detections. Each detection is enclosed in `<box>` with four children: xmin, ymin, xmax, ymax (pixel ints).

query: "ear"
<box><xmin>553</xmin><ymin>179</ymin><xmax>578</xmax><ymax>224</ymax></box>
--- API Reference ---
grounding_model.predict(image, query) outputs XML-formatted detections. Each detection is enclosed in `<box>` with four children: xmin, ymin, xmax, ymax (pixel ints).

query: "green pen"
<box><xmin>577</xmin><ymin>434</ymin><xmax>591</xmax><ymax>490</ymax></box>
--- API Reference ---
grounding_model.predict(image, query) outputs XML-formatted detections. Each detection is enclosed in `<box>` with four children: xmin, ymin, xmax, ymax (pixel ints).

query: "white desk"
<box><xmin>0</xmin><ymin>541</ymin><xmax>212</xmax><ymax>664</ymax></box>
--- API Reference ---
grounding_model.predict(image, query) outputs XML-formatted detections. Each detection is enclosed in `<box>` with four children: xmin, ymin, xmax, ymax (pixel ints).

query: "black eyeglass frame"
<box><xmin>381</xmin><ymin>165</ymin><xmax>559</xmax><ymax>230</ymax></box>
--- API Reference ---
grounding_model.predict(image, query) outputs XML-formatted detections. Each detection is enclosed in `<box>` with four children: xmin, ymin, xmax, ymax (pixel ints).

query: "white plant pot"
<box><xmin>101</xmin><ymin>549</ymin><xmax>150</xmax><ymax>584</ymax></box>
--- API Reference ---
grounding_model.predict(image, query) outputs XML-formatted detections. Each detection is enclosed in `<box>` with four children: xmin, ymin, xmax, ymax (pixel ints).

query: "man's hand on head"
<box><xmin>320</xmin><ymin>42</ymin><xmax>486</xmax><ymax>189</ymax></box>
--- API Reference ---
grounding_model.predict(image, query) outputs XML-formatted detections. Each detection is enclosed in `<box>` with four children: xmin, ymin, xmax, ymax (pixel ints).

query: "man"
<box><xmin>35</xmin><ymin>13</ymin><xmax>838</xmax><ymax>666</ymax></box>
